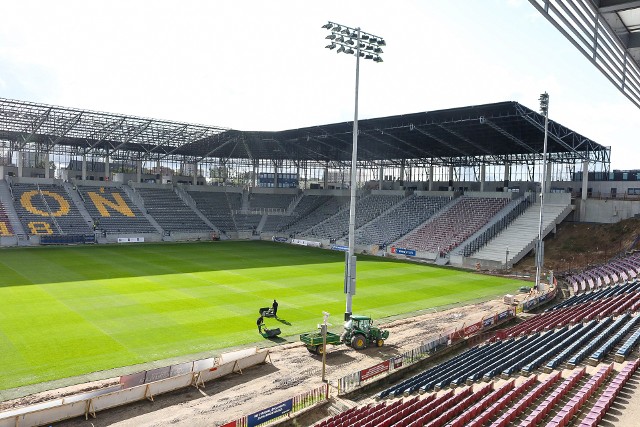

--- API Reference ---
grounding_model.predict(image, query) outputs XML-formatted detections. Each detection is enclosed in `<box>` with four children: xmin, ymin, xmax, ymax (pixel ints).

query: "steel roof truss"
<box><xmin>483</xmin><ymin>118</ymin><xmax>537</xmax><ymax>153</ymax></box>
<box><xmin>18</xmin><ymin>107</ymin><xmax>51</xmax><ymax>150</ymax></box>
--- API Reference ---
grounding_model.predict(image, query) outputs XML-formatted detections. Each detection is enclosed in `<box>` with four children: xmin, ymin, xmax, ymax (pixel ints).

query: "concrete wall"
<box><xmin>575</xmin><ymin>199</ymin><xmax>640</xmax><ymax>223</ymax></box>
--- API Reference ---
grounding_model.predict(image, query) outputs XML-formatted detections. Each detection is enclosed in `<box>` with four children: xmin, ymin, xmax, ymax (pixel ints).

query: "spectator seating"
<box><xmin>355</xmin><ymin>195</ymin><xmax>451</xmax><ymax>246</ymax></box>
<box><xmin>261</xmin><ymin>215</ymin><xmax>285</xmax><ymax>233</ymax></box>
<box><xmin>0</xmin><ymin>201</ymin><xmax>14</xmax><ymax>236</ymax></box>
<box><xmin>447</xmin><ymin>381</ymin><xmax>514</xmax><ymax>427</ymax></box>
<box><xmin>548</xmin><ymin>363</ymin><xmax>613</xmax><ymax>427</ymax></box>
<box><xmin>499</xmin><ymin>289</ymin><xmax>640</xmax><ymax>339</ymax></box>
<box><xmin>567</xmin><ymin>314</ymin><xmax>631</xmax><ymax>367</ymax></box>
<box><xmin>520</xmin><ymin>323</ymin><xmax>587</xmax><ymax>374</ymax></box>
<box><xmin>135</xmin><ymin>187</ymin><xmax>211</xmax><ymax>233</ymax></box>
<box><xmin>550</xmin><ymin>280</ymin><xmax>640</xmax><ymax>311</ymax></box>
<box><xmin>78</xmin><ymin>185</ymin><xmax>156</xmax><ymax>234</ymax></box>
<box><xmin>233</xmin><ymin>213</ymin><xmax>262</xmax><ymax>232</ymax></box>
<box><xmin>305</xmin><ymin>194</ymin><xmax>404</xmax><ymax>241</ymax></box>
<box><xmin>579</xmin><ymin>359</ymin><xmax>640</xmax><ymax>427</ymax></box>
<box><xmin>589</xmin><ymin>314</ymin><xmax>640</xmax><ymax>363</ymax></box>
<box><xmin>568</xmin><ymin>253</ymin><xmax>640</xmax><ymax>293</ymax></box>
<box><xmin>279</xmin><ymin>195</ymin><xmax>349</xmax><ymax>236</ymax></box>
<box><xmin>616</xmin><ymin>323</ymin><xmax>640</xmax><ymax>361</ymax></box>
<box><xmin>378</xmin><ymin>327</ymin><xmax>582</xmax><ymax>399</ymax></box>
<box><xmin>248</xmin><ymin>193</ymin><xmax>295</xmax><ymax>211</ymax></box>
<box><xmin>187</xmin><ymin>191</ymin><xmax>243</xmax><ymax>234</ymax></box>
<box><xmin>545</xmin><ymin>319</ymin><xmax>612</xmax><ymax>370</ymax></box>
<box><xmin>395</xmin><ymin>196</ymin><xmax>510</xmax><ymax>254</ymax></box>
<box><xmin>11</xmin><ymin>183</ymin><xmax>92</xmax><ymax>235</ymax></box>
<box><xmin>318</xmin><ymin>358</ymin><xmax>638</xmax><ymax>427</ymax></box>
<box><xmin>489</xmin><ymin>371</ymin><xmax>562</xmax><ymax>427</ymax></box>
<box><xmin>466</xmin><ymin>376</ymin><xmax>538</xmax><ymax>427</ymax></box>
<box><xmin>518</xmin><ymin>367</ymin><xmax>586</xmax><ymax>427</ymax></box>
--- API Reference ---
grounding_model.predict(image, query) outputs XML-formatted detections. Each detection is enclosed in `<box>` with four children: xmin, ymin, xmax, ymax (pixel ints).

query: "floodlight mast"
<box><xmin>535</xmin><ymin>92</ymin><xmax>549</xmax><ymax>292</ymax></box>
<box><xmin>322</xmin><ymin>21</ymin><xmax>384</xmax><ymax>321</ymax></box>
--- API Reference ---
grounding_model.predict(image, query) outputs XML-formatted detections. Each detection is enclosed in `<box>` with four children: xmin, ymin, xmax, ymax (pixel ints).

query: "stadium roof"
<box><xmin>529</xmin><ymin>0</ymin><xmax>640</xmax><ymax>109</ymax></box>
<box><xmin>0</xmin><ymin>97</ymin><xmax>609</xmax><ymax>166</ymax></box>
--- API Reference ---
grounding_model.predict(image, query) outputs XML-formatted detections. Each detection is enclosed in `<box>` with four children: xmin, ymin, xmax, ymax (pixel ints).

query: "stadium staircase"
<box><xmin>62</xmin><ymin>182</ymin><xmax>96</xmax><ymax>226</ymax></box>
<box><xmin>256</xmin><ymin>214</ymin><xmax>268</xmax><ymax>233</ymax></box>
<box><xmin>121</xmin><ymin>185</ymin><xmax>164</xmax><ymax>233</ymax></box>
<box><xmin>469</xmin><ymin>193</ymin><xmax>572</xmax><ymax>267</ymax></box>
<box><xmin>174</xmin><ymin>186</ymin><xmax>221</xmax><ymax>234</ymax></box>
<box><xmin>0</xmin><ymin>180</ymin><xmax>26</xmax><ymax>236</ymax></box>
<box><xmin>285</xmin><ymin>192</ymin><xmax>304</xmax><ymax>214</ymax></box>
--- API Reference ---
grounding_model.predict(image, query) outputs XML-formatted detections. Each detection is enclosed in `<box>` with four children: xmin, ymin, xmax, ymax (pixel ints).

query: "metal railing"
<box><xmin>460</xmin><ymin>193</ymin><xmax>534</xmax><ymax>257</ymax></box>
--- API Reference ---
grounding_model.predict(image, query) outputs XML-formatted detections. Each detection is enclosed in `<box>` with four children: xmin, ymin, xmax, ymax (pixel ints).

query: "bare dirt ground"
<box><xmin>3</xmin><ymin>218</ymin><xmax>640</xmax><ymax>426</ymax></box>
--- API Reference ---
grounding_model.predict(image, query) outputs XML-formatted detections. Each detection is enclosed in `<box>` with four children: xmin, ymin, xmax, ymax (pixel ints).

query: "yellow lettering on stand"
<box><xmin>0</xmin><ymin>222</ymin><xmax>11</xmax><ymax>236</ymax></box>
<box><xmin>20</xmin><ymin>190</ymin><xmax>70</xmax><ymax>217</ymax></box>
<box><xmin>88</xmin><ymin>192</ymin><xmax>135</xmax><ymax>217</ymax></box>
<box><xmin>28</xmin><ymin>221</ymin><xmax>54</xmax><ymax>235</ymax></box>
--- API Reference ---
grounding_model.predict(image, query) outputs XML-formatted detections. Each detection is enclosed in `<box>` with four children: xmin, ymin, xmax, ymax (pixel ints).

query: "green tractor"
<box><xmin>341</xmin><ymin>315</ymin><xmax>390</xmax><ymax>350</ymax></box>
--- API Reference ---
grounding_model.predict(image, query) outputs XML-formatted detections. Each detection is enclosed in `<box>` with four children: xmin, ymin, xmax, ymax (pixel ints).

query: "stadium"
<box><xmin>1</xmin><ymin>1</ymin><xmax>640</xmax><ymax>427</ymax></box>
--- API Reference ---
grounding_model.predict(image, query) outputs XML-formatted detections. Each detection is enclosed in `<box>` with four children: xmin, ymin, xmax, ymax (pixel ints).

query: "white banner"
<box><xmin>117</xmin><ymin>237</ymin><xmax>145</xmax><ymax>243</ymax></box>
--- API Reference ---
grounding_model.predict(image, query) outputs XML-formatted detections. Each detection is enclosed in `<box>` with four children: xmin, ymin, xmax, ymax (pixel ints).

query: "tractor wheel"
<box><xmin>351</xmin><ymin>334</ymin><xmax>367</xmax><ymax>350</ymax></box>
<box><xmin>307</xmin><ymin>346</ymin><xmax>317</xmax><ymax>354</ymax></box>
<box><xmin>376</xmin><ymin>339</ymin><xmax>384</xmax><ymax>347</ymax></box>
<box><xmin>316</xmin><ymin>345</ymin><xmax>325</xmax><ymax>355</ymax></box>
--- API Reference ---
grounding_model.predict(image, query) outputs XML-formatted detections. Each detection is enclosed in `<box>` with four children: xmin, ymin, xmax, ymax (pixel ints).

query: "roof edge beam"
<box><xmin>598</xmin><ymin>0</ymin><xmax>640</xmax><ymax>13</ymax></box>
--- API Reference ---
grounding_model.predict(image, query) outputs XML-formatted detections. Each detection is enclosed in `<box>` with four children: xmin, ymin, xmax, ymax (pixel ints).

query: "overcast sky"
<box><xmin>1</xmin><ymin>0</ymin><xmax>638</xmax><ymax>169</ymax></box>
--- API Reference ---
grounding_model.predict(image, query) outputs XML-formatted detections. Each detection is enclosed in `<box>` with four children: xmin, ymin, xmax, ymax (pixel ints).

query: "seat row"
<box><xmin>579</xmin><ymin>359</ymin><xmax>640</xmax><ymax>427</ymax></box>
<box><xmin>547</xmin><ymin>363</ymin><xmax>613</xmax><ymax>427</ymax></box>
<box><xmin>589</xmin><ymin>314</ymin><xmax>640</xmax><ymax>363</ymax></box>
<box><xmin>616</xmin><ymin>323</ymin><xmax>640</xmax><ymax>360</ymax></box>
<box><xmin>568</xmin><ymin>314</ymin><xmax>631</xmax><ymax>366</ymax></box>
<box><xmin>396</xmin><ymin>196</ymin><xmax>509</xmax><ymax>254</ymax></box>
<box><xmin>320</xmin><ymin>359</ymin><xmax>638</xmax><ymax>427</ymax></box>
<box><xmin>500</xmin><ymin>292</ymin><xmax>637</xmax><ymax>339</ymax></box>
<box><xmin>518</xmin><ymin>367</ymin><xmax>586</xmax><ymax>427</ymax></box>
<box><xmin>551</xmin><ymin>280</ymin><xmax>640</xmax><ymax>311</ymax></box>
<box><xmin>569</xmin><ymin>254</ymin><xmax>640</xmax><ymax>294</ymax></box>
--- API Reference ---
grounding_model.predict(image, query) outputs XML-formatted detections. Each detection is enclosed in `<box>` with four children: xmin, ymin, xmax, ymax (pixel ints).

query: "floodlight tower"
<box><xmin>535</xmin><ymin>92</ymin><xmax>550</xmax><ymax>292</ymax></box>
<box><xmin>322</xmin><ymin>21</ymin><xmax>385</xmax><ymax>321</ymax></box>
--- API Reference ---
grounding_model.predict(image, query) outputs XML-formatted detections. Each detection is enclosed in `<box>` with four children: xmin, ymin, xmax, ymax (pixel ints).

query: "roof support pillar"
<box><xmin>581</xmin><ymin>160</ymin><xmax>589</xmax><ymax>201</ymax></box>
<box><xmin>504</xmin><ymin>162</ymin><xmax>511</xmax><ymax>188</ymax></box>
<box><xmin>105</xmin><ymin>151</ymin><xmax>110</xmax><ymax>181</ymax></box>
<box><xmin>252</xmin><ymin>161</ymin><xmax>258</xmax><ymax>188</ymax></box>
<box><xmin>17</xmin><ymin>151</ymin><xmax>23</xmax><ymax>178</ymax></box>
<box><xmin>193</xmin><ymin>161</ymin><xmax>198</xmax><ymax>185</ymax></box>
<box><xmin>82</xmin><ymin>155</ymin><xmax>87</xmax><ymax>181</ymax></box>
<box><xmin>480</xmin><ymin>164</ymin><xmax>486</xmax><ymax>192</ymax></box>
<box><xmin>323</xmin><ymin>162</ymin><xmax>329</xmax><ymax>189</ymax></box>
<box><xmin>137</xmin><ymin>160</ymin><xmax>142</xmax><ymax>184</ymax></box>
<box><xmin>400</xmin><ymin>159</ymin><xmax>405</xmax><ymax>185</ymax></box>
<box><xmin>545</xmin><ymin>161</ymin><xmax>552</xmax><ymax>193</ymax></box>
<box><xmin>378</xmin><ymin>164</ymin><xmax>383</xmax><ymax>190</ymax></box>
<box><xmin>44</xmin><ymin>153</ymin><xmax>50</xmax><ymax>179</ymax></box>
<box><xmin>448</xmin><ymin>165</ymin><xmax>454</xmax><ymax>191</ymax></box>
<box><xmin>428</xmin><ymin>164</ymin><xmax>434</xmax><ymax>191</ymax></box>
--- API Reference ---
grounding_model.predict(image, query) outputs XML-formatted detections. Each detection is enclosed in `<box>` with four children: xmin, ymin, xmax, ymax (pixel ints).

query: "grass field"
<box><xmin>0</xmin><ymin>241</ymin><xmax>527</xmax><ymax>391</ymax></box>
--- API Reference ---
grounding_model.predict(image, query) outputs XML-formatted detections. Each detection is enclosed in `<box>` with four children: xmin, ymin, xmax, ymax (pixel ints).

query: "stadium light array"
<box><xmin>322</xmin><ymin>21</ymin><xmax>384</xmax><ymax>63</ymax></box>
<box><xmin>322</xmin><ymin>21</ymin><xmax>385</xmax><ymax>321</ymax></box>
<box><xmin>535</xmin><ymin>92</ymin><xmax>550</xmax><ymax>292</ymax></box>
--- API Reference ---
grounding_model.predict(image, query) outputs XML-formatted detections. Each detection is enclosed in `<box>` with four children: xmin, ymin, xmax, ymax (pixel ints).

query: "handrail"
<box><xmin>460</xmin><ymin>193</ymin><xmax>535</xmax><ymax>257</ymax></box>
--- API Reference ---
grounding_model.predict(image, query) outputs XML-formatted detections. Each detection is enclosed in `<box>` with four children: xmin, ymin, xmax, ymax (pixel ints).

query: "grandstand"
<box><xmin>134</xmin><ymin>186</ymin><xmax>212</xmax><ymax>233</ymax></box>
<box><xmin>396</xmin><ymin>195</ymin><xmax>511</xmax><ymax>255</ymax></box>
<box><xmin>1</xmin><ymin>95</ymin><xmax>639</xmax><ymax>425</ymax></box>
<box><xmin>77</xmin><ymin>184</ymin><xmax>157</xmax><ymax>235</ymax></box>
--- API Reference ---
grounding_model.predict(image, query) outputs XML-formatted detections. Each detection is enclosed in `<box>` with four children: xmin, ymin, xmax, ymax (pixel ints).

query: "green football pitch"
<box><xmin>0</xmin><ymin>241</ymin><xmax>526</xmax><ymax>391</ymax></box>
